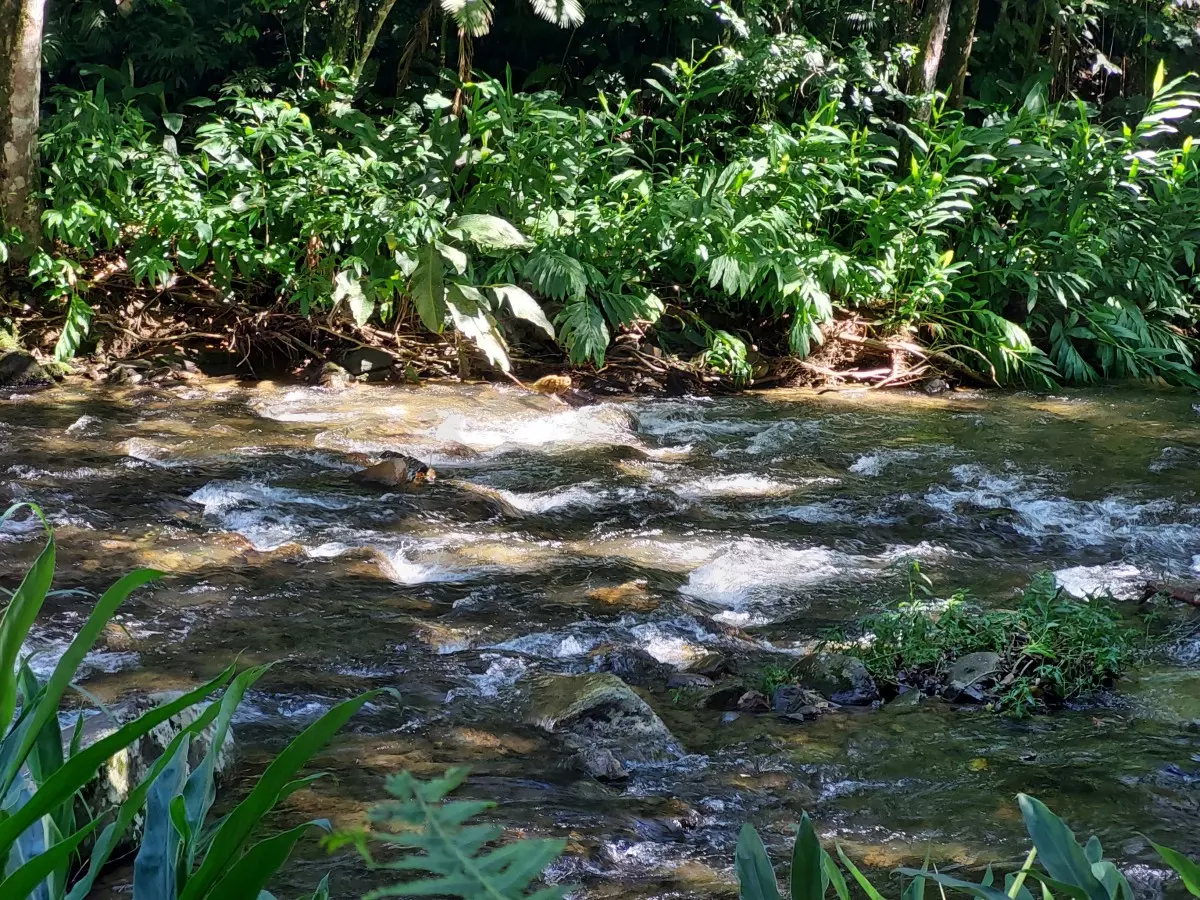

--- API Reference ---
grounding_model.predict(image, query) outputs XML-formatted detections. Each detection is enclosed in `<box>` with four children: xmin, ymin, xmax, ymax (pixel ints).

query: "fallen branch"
<box><xmin>833</xmin><ymin>332</ymin><xmax>993</xmax><ymax>386</ymax></box>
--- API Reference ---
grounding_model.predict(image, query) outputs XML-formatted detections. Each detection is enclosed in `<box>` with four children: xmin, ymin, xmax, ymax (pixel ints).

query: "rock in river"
<box><xmin>0</xmin><ymin>351</ymin><xmax>50</xmax><ymax>387</ymax></box>
<box><xmin>793</xmin><ymin>652</ymin><xmax>879</xmax><ymax>706</ymax></box>
<box><xmin>523</xmin><ymin>673</ymin><xmax>679</xmax><ymax>779</ymax></box>
<box><xmin>74</xmin><ymin>691</ymin><xmax>236</xmax><ymax>845</ymax></box>
<box><xmin>947</xmin><ymin>651</ymin><xmax>1002</xmax><ymax>693</ymax></box>
<box><xmin>353</xmin><ymin>453</ymin><xmax>437</xmax><ymax>487</ymax></box>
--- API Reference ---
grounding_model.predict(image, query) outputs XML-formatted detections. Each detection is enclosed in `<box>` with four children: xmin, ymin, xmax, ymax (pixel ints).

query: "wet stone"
<box><xmin>793</xmin><ymin>652</ymin><xmax>879</xmax><ymax>706</ymax></box>
<box><xmin>947</xmin><ymin>652</ymin><xmax>1002</xmax><ymax>692</ymax></box>
<box><xmin>523</xmin><ymin>673</ymin><xmax>679</xmax><ymax>779</ymax></box>
<box><xmin>590</xmin><ymin>644</ymin><xmax>672</xmax><ymax>687</ymax></box>
<box><xmin>772</xmin><ymin>685</ymin><xmax>830</xmax><ymax>718</ymax></box>
<box><xmin>0</xmin><ymin>351</ymin><xmax>51</xmax><ymax>387</ymax></box>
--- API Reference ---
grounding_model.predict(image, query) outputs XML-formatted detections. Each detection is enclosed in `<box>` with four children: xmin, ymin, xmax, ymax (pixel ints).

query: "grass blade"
<box><xmin>0</xmin><ymin>817</ymin><xmax>99</xmax><ymax>897</ymax></box>
<box><xmin>791</xmin><ymin>813</ymin><xmax>825</xmax><ymax>900</ymax></box>
<box><xmin>181</xmin><ymin>691</ymin><xmax>381</xmax><ymax>900</ymax></box>
<box><xmin>0</xmin><ymin>531</ymin><xmax>55</xmax><ymax>732</ymax></box>
<box><xmin>0</xmin><ymin>666</ymin><xmax>233</xmax><ymax>851</ymax></box>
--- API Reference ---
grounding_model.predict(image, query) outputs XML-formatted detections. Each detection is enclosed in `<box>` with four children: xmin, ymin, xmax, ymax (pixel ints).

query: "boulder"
<box><xmin>947</xmin><ymin>652</ymin><xmax>1002</xmax><ymax>692</ymax></box>
<box><xmin>667</xmin><ymin>673</ymin><xmax>714</xmax><ymax>690</ymax></box>
<box><xmin>586</xmin><ymin>580</ymin><xmax>659</xmax><ymax>612</ymax></box>
<box><xmin>353</xmin><ymin>454</ymin><xmax>436</xmax><ymax>487</ymax></box>
<box><xmin>75</xmin><ymin>691</ymin><xmax>236</xmax><ymax>826</ymax></box>
<box><xmin>793</xmin><ymin>653</ymin><xmax>879</xmax><ymax>706</ymax></box>
<box><xmin>524</xmin><ymin>673</ymin><xmax>679</xmax><ymax>779</ymax></box>
<box><xmin>589</xmin><ymin>644</ymin><xmax>671</xmax><ymax>687</ymax></box>
<box><xmin>342</xmin><ymin>347</ymin><xmax>396</xmax><ymax>378</ymax></box>
<box><xmin>0</xmin><ymin>351</ymin><xmax>50</xmax><ymax>387</ymax></box>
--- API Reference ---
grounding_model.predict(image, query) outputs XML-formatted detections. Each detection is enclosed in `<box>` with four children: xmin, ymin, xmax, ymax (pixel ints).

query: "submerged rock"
<box><xmin>586</xmin><ymin>579</ymin><xmax>659</xmax><ymax>612</ymax></box>
<box><xmin>772</xmin><ymin>685</ymin><xmax>830</xmax><ymax>719</ymax></box>
<box><xmin>313</xmin><ymin>361</ymin><xmax>353</xmax><ymax>390</ymax></box>
<box><xmin>0</xmin><ymin>351</ymin><xmax>51</xmax><ymax>387</ymax></box>
<box><xmin>523</xmin><ymin>673</ymin><xmax>679</xmax><ymax>779</ymax></box>
<box><xmin>793</xmin><ymin>653</ymin><xmax>879</xmax><ymax>706</ymax></box>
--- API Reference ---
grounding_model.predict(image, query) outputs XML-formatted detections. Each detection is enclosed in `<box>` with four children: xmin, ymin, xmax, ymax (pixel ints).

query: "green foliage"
<box><xmin>20</xmin><ymin>0</ymin><xmax>1200</xmax><ymax>384</ymax></box>
<box><xmin>336</xmin><ymin>766</ymin><xmax>567</xmax><ymax>900</ymax></box>
<box><xmin>840</xmin><ymin>573</ymin><xmax>1143</xmax><ymax>714</ymax></box>
<box><xmin>0</xmin><ymin>505</ymin><xmax>371</xmax><ymax>899</ymax></box>
<box><xmin>741</xmin><ymin>792</ymin><xmax>1200</xmax><ymax>900</ymax></box>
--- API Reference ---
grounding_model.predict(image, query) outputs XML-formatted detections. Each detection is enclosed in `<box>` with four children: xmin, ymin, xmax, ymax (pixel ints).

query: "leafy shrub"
<box><xmin>838</xmin><ymin>572</ymin><xmax>1144</xmax><ymax>714</ymax></box>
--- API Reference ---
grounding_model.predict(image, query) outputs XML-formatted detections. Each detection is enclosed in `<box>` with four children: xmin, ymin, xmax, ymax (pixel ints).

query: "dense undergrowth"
<box><xmin>4</xmin><ymin>0</ymin><xmax>1200</xmax><ymax>386</ymax></box>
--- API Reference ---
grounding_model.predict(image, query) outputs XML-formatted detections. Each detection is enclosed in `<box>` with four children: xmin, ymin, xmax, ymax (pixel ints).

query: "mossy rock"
<box><xmin>523</xmin><ymin>674</ymin><xmax>679</xmax><ymax>778</ymax></box>
<box><xmin>0</xmin><ymin>351</ymin><xmax>50</xmax><ymax>387</ymax></box>
<box><xmin>793</xmin><ymin>652</ymin><xmax>879</xmax><ymax>706</ymax></box>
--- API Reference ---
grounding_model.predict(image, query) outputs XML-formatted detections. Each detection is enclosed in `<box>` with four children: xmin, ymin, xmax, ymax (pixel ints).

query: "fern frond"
<box><xmin>361</xmin><ymin>768</ymin><xmax>567</xmax><ymax>900</ymax></box>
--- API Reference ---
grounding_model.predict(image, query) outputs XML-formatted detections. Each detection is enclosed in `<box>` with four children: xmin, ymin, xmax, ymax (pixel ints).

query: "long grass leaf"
<box><xmin>181</xmin><ymin>691</ymin><xmax>381</xmax><ymax>900</ymax></box>
<box><xmin>0</xmin><ymin>667</ymin><xmax>233</xmax><ymax>851</ymax></box>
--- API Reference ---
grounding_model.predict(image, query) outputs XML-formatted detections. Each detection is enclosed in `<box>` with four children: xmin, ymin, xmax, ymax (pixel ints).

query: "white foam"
<box><xmin>1055</xmin><ymin>563</ymin><xmax>1146</xmax><ymax>600</ymax></box>
<box><xmin>668</xmin><ymin>474</ymin><xmax>798</xmax><ymax>501</ymax></box>
<box><xmin>741</xmin><ymin>420</ymin><xmax>820</xmax><ymax>456</ymax></box>
<box><xmin>447</xmin><ymin>655</ymin><xmax>529</xmax><ymax>701</ymax></box>
<box><xmin>849</xmin><ymin>449</ymin><xmax>919</xmax><ymax>476</ymax></box>
<box><xmin>925</xmin><ymin>464</ymin><xmax>1200</xmax><ymax>560</ymax></box>
<box><xmin>679</xmin><ymin>540</ymin><xmax>850</xmax><ymax>609</ymax></box>
<box><xmin>189</xmin><ymin>481</ymin><xmax>357</xmax><ymax>551</ymax></box>
<box><xmin>434</xmin><ymin>404</ymin><xmax>636</xmax><ymax>453</ymax></box>
<box><xmin>379</xmin><ymin>549</ymin><xmax>471</xmax><ymax>586</ymax></box>
<box><xmin>489</xmin><ymin>483</ymin><xmax>613</xmax><ymax>514</ymax></box>
<box><xmin>491</xmin><ymin>632</ymin><xmax>602</xmax><ymax>658</ymax></box>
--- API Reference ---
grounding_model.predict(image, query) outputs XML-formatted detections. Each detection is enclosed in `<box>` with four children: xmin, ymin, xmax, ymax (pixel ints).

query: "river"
<box><xmin>1</xmin><ymin>380</ymin><xmax>1197</xmax><ymax>897</ymax></box>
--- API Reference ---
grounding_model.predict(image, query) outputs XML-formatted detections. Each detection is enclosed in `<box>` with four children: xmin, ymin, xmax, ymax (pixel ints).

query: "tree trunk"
<box><xmin>907</xmin><ymin>0</ymin><xmax>953</xmax><ymax>121</ymax></box>
<box><xmin>330</xmin><ymin>0</ymin><xmax>360</xmax><ymax>70</ymax></box>
<box><xmin>0</xmin><ymin>0</ymin><xmax>47</xmax><ymax>258</ymax></box>
<box><xmin>938</xmin><ymin>0</ymin><xmax>981</xmax><ymax>107</ymax></box>
<box><xmin>351</xmin><ymin>0</ymin><xmax>400</xmax><ymax>85</ymax></box>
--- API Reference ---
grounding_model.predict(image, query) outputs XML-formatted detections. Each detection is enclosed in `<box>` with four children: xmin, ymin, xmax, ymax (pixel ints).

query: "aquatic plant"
<box><xmin>835</xmin><ymin>572</ymin><xmax>1144</xmax><ymax>714</ymax></box>
<box><xmin>0</xmin><ymin>504</ymin><xmax>374</xmax><ymax>899</ymax></box>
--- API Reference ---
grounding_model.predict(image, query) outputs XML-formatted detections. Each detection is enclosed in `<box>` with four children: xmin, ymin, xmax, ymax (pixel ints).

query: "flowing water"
<box><xmin>1</xmin><ymin>380</ymin><xmax>1199</xmax><ymax>897</ymax></box>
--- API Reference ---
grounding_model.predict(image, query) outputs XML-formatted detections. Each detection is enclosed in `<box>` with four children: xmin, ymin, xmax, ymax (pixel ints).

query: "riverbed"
<box><xmin>1</xmin><ymin>380</ymin><xmax>1197</xmax><ymax>897</ymax></box>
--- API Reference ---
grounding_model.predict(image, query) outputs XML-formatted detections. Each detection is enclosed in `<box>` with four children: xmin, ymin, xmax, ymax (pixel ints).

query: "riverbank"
<box><xmin>0</xmin><ymin>283</ymin><xmax>1077</xmax><ymax>395</ymax></box>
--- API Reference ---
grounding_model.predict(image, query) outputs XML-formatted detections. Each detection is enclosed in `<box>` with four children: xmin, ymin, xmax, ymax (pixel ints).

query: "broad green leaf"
<box><xmin>5</xmin><ymin>567</ymin><xmax>162</xmax><ymax>798</ymax></box>
<box><xmin>0</xmin><ymin>668</ymin><xmax>232</xmax><ymax>851</ymax></box>
<box><xmin>207</xmin><ymin>821</ymin><xmax>330</xmax><ymax>900</ymax></box>
<box><xmin>735</xmin><ymin>823</ymin><xmax>781</xmax><ymax>900</ymax></box>
<box><xmin>897</xmin><ymin>870</ymin><xmax>1015</xmax><ymax>900</ymax></box>
<box><xmin>791</xmin><ymin>813</ymin><xmax>825</xmax><ymax>900</ymax></box>
<box><xmin>451</xmin><ymin>214</ymin><xmax>531</xmax><ymax>250</ymax></box>
<box><xmin>1017</xmin><ymin>794</ymin><xmax>1108</xmax><ymax>900</ymax></box>
<box><xmin>411</xmin><ymin>244</ymin><xmax>447</xmax><ymax>334</ymax></box>
<box><xmin>0</xmin><ymin>817</ymin><xmax>99</xmax><ymax>898</ymax></box>
<box><xmin>0</xmin><ymin>530</ymin><xmax>55</xmax><ymax>737</ymax></box>
<box><xmin>334</xmin><ymin>270</ymin><xmax>374</xmax><ymax>327</ymax></box>
<box><xmin>529</xmin><ymin>0</ymin><xmax>583</xmax><ymax>27</ymax></box>
<box><xmin>491</xmin><ymin>285</ymin><xmax>555</xmax><ymax>339</ymax></box>
<box><xmin>66</xmin><ymin>696</ymin><xmax>227</xmax><ymax>900</ymax></box>
<box><xmin>1152</xmin><ymin>59</ymin><xmax>1166</xmax><ymax>96</ymax></box>
<box><xmin>1150</xmin><ymin>841</ymin><xmax>1200</xmax><ymax>896</ymax></box>
<box><xmin>824</xmin><ymin>853</ymin><xmax>851</xmax><ymax>900</ymax></box>
<box><xmin>447</xmin><ymin>283</ymin><xmax>511</xmax><ymax>372</ymax></box>
<box><xmin>53</xmin><ymin>294</ymin><xmax>94</xmax><ymax>362</ymax></box>
<box><xmin>133</xmin><ymin>735</ymin><xmax>191</xmax><ymax>900</ymax></box>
